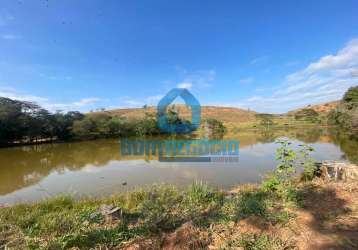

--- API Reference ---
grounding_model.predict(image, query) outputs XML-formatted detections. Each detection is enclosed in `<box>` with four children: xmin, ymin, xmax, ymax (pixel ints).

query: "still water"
<box><xmin>0</xmin><ymin>127</ymin><xmax>357</xmax><ymax>204</ymax></box>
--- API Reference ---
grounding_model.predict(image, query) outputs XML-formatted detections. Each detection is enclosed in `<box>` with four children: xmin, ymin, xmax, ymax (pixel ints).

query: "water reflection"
<box><xmin>0</xmin><ymin>127</ymin><xmax>356</xmax><ymax>204</ymax></box>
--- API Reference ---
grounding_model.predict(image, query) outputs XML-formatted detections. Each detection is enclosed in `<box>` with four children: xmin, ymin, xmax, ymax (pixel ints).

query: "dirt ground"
<box><xmin>123</xmin><ymin>180</ymin><xmax>358</xmax><ymax>250</ymax></box>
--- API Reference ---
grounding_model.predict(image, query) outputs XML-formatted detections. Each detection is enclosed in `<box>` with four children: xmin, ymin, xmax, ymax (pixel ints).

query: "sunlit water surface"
<box><xmin>0</xmin><ymin>127</ymin><xmax>357</xmax><ymax>204</ymax></box>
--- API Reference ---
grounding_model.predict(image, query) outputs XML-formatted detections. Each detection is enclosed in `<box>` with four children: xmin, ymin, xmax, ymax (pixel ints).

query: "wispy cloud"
<box><xmin>0</xmin><ymin>10</ymin><xmax>14</xmax><ymax>26</ymax></box>
<box><xmin>0</xmin><ymin>86</ymin><xmax>102</xmax><ymax>112</ymax></box>
<box><xmin>231</xmin><ymin>39</ymin><xmax>358</xmax><ymax>113</ymax></box>
<box><xmin>1</xmin><ymin>34</ymin><xmax>21</xmax><ymax>40</ymax></box>
<box><xmin>120</xmin><ymin>94</ymin><xmax>163</xmax><ymax>108</ymax></box>
<box><xmin>44</xmin><ymin>98</ymin><xmax>102</xmax><ymax>112</ymax></box>
<box><xmin>0</xmin><ymin>87</ymin><xmax>48</xmax><ymax>103</ymax></box>
<box><xmin>175</xmin><ymin>69</ymin><xmax>216</xmax><ymax>90</ymax></box>
<box><xmin>177</xmin><ymin>82</ymin><xmax>192</xmax><ymax>89</ymax></box>
<box><xmin>250</xmin><ymin>56</ymin><xmax>269</xmax><ymax>65</ymax></box>
<box><xmin>239</xmin><ymin>77</ymin><xmax>254</xmax><ymax>84</ymax></box>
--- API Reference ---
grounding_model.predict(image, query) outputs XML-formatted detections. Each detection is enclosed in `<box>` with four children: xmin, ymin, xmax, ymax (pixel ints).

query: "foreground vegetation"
<box><xmin>2</xmin><ymin>140</ymin><xmax>357</xmax><ymax>249</ymax></box>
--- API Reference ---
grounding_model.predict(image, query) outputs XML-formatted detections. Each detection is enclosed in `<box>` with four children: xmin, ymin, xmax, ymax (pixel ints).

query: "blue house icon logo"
<box><xmin>157</xmin><ymin>88</ymin><xmax>201</xmax><ymax>134</ymax></box>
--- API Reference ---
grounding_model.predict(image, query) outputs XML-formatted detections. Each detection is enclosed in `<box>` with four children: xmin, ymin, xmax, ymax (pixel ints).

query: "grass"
<box><xmin>220</xmin><ymin>233</ymin><xmax>295</xmax><ymax>250</ymax></box>
<box><xmin>219</xmin><ymin>233</ymin><xmax>296</xmax><ymax>250</ymax></box>
<box><xmin>0</xmin><ymin>182</ymin><xmax>297</xmax><ymax>249</ymax></box>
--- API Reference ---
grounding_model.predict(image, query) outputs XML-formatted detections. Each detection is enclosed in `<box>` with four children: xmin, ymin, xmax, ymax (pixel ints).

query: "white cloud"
<box><xmin>305</xmin><ymin>39</ymin><xmax>358</xmax><ymax>73</ymax></box>
<box><xmin>42</xmin><ymin>98</ymin><xmax>102</xmax><ymax>112</ymax></box>
<box><xmin>230</xmin><ymin>39</ymin><xmax>358</xmax><ymax>113</ymax></box>
<box><xmin>73</xmin><ymin>98</ymin><xmax>101</xmax><ymax>107</ymax></box>
<box><xmin>0</xmin><ymin>86</ymin><xmax>101</xmax><ymax>112</ymax></box>
<box><xmin>1</xmin><ymin>34</ymin><xmax>20</xmax><ymax>40</ymax></box>
<box><xmin>239</xmin><ymin>77</ymin><xmax>254</xmax><ymax>84</ymax></box>
<box><xmin>120</xmin><ymin>94</ymin><xmax>164</xmax><ymax>108</ymax></box>
<box><xmin>175</xmin><ymin>69</ymin><xmax>216</xmax><ymax>90</ymax></box>
<box><xmin>0</xmin><ymin>87</ymin><xmax>48</xmax><ymax>103</ymax></box>
<box><xmin>177</xmin><ymin>82</ymin><xmax>192</xmax><ymax>89</ymax></box>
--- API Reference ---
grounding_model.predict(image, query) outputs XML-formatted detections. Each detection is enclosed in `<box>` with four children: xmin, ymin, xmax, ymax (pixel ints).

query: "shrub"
<box><xmin>294</xmin><ymin>108</ymin><xmax>319</xmax><ymax>122</ymax></box>
<box><xmin>136</xmin><ymin>185</ymin><xmax>183</xmax><ymax>230</ymax></box>
<box><xmin>261</xmin><ymin>139</ymin><xmax>316</xmax><ymax>202</ymax></box>
<box><xmin>201</xmin><ymin>118</ymin><xmax>227</xmax><ymax>138</ymax></box>
<box><xmin>343</xmin><ymin>85</ymin><xmax>358</xmax><ymax>108</ymax></box>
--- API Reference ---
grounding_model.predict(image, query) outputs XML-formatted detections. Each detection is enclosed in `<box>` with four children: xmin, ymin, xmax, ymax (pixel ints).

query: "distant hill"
<box><xmin>103</xmin><ymin>105</ymin><xmax>257</xmax><ymax>123</ymax></box>
<box><xmin>287</xmin><ymin>101</ymin><xmax>339</xmax><ymax>115</ymax></box>
<box><xmin>97</xmin><ymin>101</ymin><xmax>339</xmax><ymax>125</ymax></box>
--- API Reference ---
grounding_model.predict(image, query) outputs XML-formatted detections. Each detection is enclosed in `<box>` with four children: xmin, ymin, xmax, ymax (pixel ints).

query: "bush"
<box><xmin>136</xmin><ymin>185</ymin><xmax>183</xmax><ymax>230</ymax></box>
<box><xmin>261</xmin><ymin>139</ymin><xmax>316</xmax><ymax>202</ymax></box>
<box><xmin>328</xmin><ymin>86</ymin><xmax>358</xmax><ymax>135</ymax></box>
<box><xmin>201</xmin><ymin>118</ymin><xmax>226</xmax><ymax>138</ymax></box>
<box><xmin>294</xmin><ymin>108</ymin><xmax>319</xmax><ymax>122</ymax></box>
<box><xmin>343</xmin><ymin>85</ymin><xmax>358</xmax><ymax>108</ymax></box>
<box><xmin>182</xmin><ymin>182</ymin><xmax>223</xmax><ymax>224</ymax></box>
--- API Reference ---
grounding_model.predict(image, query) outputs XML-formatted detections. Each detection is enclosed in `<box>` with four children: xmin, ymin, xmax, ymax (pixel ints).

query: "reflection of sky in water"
<box><xmin>0</xmin><ymin>131</ymin><xmax>354</xmax><ymax>204</ymax></box>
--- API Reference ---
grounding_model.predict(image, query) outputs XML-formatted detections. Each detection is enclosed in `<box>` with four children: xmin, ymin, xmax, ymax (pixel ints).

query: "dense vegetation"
<box><xmin>0</xmin><ymin>97</ymin><xmax>158</xmax><ymax>146</ymax></box>
<box><xmin>328</xmin><ymin>86</ymin><xmax>358</xmax><ymax>138</ymax></box>
<box><xmin>201</xmin><ymin>118</ymin><xmax>227</xmax><ymax>138</ymax></box>
<box><xmin>294</xmin><ymin>108</ymin><xmax>319</xmax><ymax>122</ymax></box>
<box><xmin>0</xmin><ymin>97</ymin><xmax>136</xmax><ymax>146</ymax></box>
<box><xmin>255</xmin><ymin>113</ymin><xmax>275</xmax><ymax>127</ymax></box>
<box><xmin>0</xmin><ymin>97</ymin><xmax>227</xmax><ymax>147</ymax></box>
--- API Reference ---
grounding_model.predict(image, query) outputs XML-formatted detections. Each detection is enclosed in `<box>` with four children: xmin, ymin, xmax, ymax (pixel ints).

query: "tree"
<box><xmin>0</xmin><ymin>97</ymin><xmax>57</xmax><ymax>144</ymax></box>
<box><xmin>343</xmin><ymin>86</ymin><xmax>358</xmax><ymax>109</ymax></box>
<box><xmin>328</xmin><ymin>86</ymin><xmax>358</xmax><ymax>136</ymax></box>
<box><xmin>53</xmin><ymin>111</ymin><xmax>84</xmax><ymax>140</ymax></box>
<box><xmin>202</xmin><ymin>118</ymin><xmax>226</xmax><ymax>138</ymax></box>
<box><xmin>294</xmin><ymin>108</ymin><xmax>319</xmax><ymax>122</ymax></box>
<box><xmin>256</xmin><ymin>114</ymin><xmax>274</xmax><ymax>127</ymax></box>
<box><xmin>135</xmin><ymin>112</ymin><xmax>159</xmax><ymax>136</ymax></box>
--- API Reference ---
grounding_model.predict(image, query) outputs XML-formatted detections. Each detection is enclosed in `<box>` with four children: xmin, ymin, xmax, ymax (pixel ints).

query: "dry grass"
<box><xmin>287</xmin><ymin>101</ymin><xmax>339</xmax><ymax>115</ymax></box>
<box><xmin>102</xmin><ymin>105</ymin><xmax>257</xmax><ymax>124</ymax></box>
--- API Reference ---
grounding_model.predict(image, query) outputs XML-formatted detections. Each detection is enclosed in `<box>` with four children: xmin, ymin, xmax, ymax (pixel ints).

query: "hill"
<box><xmin>287</xmin><ymin>101</ymin><xmax>339</xmax><ymax>115</ymax></box>
<box><xmin>103</xmin><ymin>105</ymin><xmax>257</xmax><ymax>123</ymax></box>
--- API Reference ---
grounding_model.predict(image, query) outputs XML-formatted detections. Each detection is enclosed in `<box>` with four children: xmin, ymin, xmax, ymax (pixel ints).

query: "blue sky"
<box><xmin>0</xmin><ymin>0</ymin><xmax>357</xmax><ymax>113</ymax></box>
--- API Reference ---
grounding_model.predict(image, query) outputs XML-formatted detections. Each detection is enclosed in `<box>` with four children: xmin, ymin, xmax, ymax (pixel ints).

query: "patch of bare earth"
<box><xmin>123</xmin><ymin>180</ymin><xmax>357</xmax><ymax>250</ymax></box>
<box><xmin>291</xmin><ymin>180</ymin><xmax>358</xmax><ymax>250</ymax></box>
<box><xmin>123</xmin><ymin>222</ymin><xmax>209</xmax><ymax>250</ymax></box>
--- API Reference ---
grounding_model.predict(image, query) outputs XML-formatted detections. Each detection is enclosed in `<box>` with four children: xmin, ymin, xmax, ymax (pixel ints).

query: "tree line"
<box><xmin>0</xmin><ymin>97</ymin><xmax>161</xmax><ymax>146</ymax></box>
<box><xmin>0</xmin><ymin>97</ymin><xmax>227</xmax><ymax>147</ymax></box>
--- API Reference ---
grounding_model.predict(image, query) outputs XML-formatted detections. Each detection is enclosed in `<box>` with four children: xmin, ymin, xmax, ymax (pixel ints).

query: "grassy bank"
<box><xmin>1</xmin><ymin>180</ymin><xmax>357</xmax><ymax>249</ymax></box>
<box><xmin>1</xmin><ymin>140</ymin><xmax>357</xmax><ymax>249</ymax></box>
<box><xmin>0</xmin><ymin>182</ymin><xmax>298</xmax><ymax>249</ymax></box>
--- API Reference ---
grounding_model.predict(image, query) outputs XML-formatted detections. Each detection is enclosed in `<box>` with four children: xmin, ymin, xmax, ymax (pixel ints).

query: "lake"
<box><xmin>0</xmin><ymin>127</ymin><xmax>357</xmax><ymax>204</ymax></box>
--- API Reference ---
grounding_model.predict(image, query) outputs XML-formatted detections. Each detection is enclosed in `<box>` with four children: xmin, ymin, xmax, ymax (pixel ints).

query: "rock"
<box><xmin>99</xmin><ymin>204</ymin><xmax>122</xmax><ymax>221</ymax></box>
<box><xmin>320</xmin><ymin>161</ymin><xmax>358</xmax><ymax>182</ymax></box>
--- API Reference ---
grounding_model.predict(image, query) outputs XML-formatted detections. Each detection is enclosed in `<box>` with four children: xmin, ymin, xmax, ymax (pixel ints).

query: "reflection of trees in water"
<box><xmin>254</xmin><ymin>127</ymin><xmax>324</xmax><ymax>144</ymax></box>
<box><xmin>328</xmin><ymin>129</ymin><xmax>358</xmax><ymax>164</ymax></box>
<box><xmin>0</xmin><ymin>140</ymin><xmax>120</xmax><ymax>195</ymax></box>
<box><xmin>256</xmin><ymin>129</ymin><xmax>276</xmax><ymax>143</ymax></box>
<box><xmin>1</xmin><ymin>129</ymin><xmax>357</xmax><ymax>197</ymax></box>
<box><xmin>294</xmin><ymin>127</ymin><xmax>324</xmax><ymax>143</ymax></box>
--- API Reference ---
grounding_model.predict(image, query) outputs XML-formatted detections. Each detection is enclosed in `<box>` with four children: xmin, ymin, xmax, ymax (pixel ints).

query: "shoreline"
<box><xmin>1</xmin><ymin>177</ymin><xmax>357</xmax><ymax>249</ymax></box>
